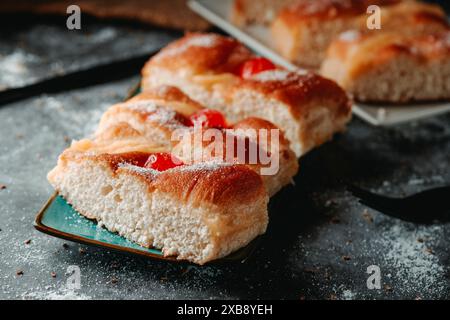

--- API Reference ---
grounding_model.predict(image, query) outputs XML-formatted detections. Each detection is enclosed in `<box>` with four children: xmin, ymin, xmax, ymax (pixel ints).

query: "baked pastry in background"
<box><xmin>271</xmin><ymin>0</ymin><xmax>448</xmax><ymax>68</ymax></box>
<box><xmin>141</xmin><ymin>33</ymin><xmax>352</xmax><ymax>157</ymax></box>
<box><xmin>321</xmin><ymin>31</ymin><xmax>450</xmax><ymax>103</ymax></box>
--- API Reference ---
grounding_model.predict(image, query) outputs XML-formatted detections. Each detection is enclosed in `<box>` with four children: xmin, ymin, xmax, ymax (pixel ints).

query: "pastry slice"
<box><xmin>141</xmin><ymin>33</ymin><xmax>352</xmax><ymax>157</ymax></box>
<box><xmin>48</xmin><ymin>149</ymin><xmax>268</xmax><ymax>264</ymax></box>
<box><xmin>321</xmin><ymin>31</ymin><xmax>450</xmax><ymax>103</ymax></box>
<box><xmin>96</xmin><ymin>87</ymin><xmax>299</xmax><ymax>196</ymax></box>
<box><xmin>271</xmin><ymin>0</ymin><xmax>448</xmax><ymax>68</ymax></box>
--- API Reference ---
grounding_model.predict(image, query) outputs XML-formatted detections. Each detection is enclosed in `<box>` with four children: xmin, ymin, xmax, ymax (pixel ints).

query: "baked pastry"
<box><xmin>321</xmin><ymin>31</ymin><xmax>450</xmax><ymax>103</ymax></box>
<box><xmin>48</xmin><ymin>150</ymin><xmax>268</xmax><ymax>264</ymax></box>
<box><xmin>141</xmin><ymin>33</ymin><xmax>352</xmax><ymax>157</ymax></box>
<box><xmin>47</xmin><ymin>85</ymin><xmax>301</xmax><ymax>263</ymax></box>
<box><xmin>96</xmin><ymin>86</ymin><xmax>299</xmax><ymax>196</ymax></box>
<box><xmin>230</xmin><ymin>0</ymin><xmax>293</xmax><ymax>26</ymax></box>
<box><xmin>271</xmin><ymin>0</ymin><xmax>449</xmax><ymax>68</ymax></box>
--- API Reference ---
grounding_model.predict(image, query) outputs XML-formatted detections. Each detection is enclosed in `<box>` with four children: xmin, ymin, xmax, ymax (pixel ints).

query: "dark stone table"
<box><xmin>0</xmin><ymin>15</ymin><xmax>449</xmax><ymax>300</ymax></box>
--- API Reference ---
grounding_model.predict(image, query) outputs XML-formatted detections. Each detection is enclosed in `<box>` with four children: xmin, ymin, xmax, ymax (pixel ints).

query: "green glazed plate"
<box><xmin>34</xmin><ymin>194</ymin><xmax>261</xmax><ymax>264</ymax></box>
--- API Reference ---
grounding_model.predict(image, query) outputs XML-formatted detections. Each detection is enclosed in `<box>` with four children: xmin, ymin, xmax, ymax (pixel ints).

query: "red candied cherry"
<box><xmin>144</xmin><ymin>153</ymin><xmax>183</xmax><ymax>171</ymax></box>
<box><xmin>237</xmin><ymin>57</ymin><xmax>276</xmax><ymax>79</ymax></box>
<box><xmin>189</xmin><ymin>109</ymin><xmax>227</xmax><ymax>129</ymax></box>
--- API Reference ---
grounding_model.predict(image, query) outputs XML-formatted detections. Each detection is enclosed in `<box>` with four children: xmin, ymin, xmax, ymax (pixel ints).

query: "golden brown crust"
<box><xmin>142</xmin><ymin>33</ymin><xmax>253</xmax><ymax>75</ymax></box>
<box><xmin>59</xmin><ymin>150</ymin><xmax>265</xmax><ymax>208</ymax></box>
<box><xmin>276</xmin><ymin>0</ymin><xmax>448</xmax><ymax>32</ymax></box>
<box><xmin>146</xmin><ymin>164</ymin><xmax>266</xmax><ymax>208</ymax></box>
<box><xmin>95</xmin><ymin>122</ymin><xmax>143</xmax><ymax>141</ymax></box>
<box><xmin>97</xmin><ymin>96</ymin><xmax>190</xmax><ymax>142</ymax></box>
<box><xmin>239</xmin><ymin>71</ymin><xmax>352</xmax><ymax>120</ymax></box>
<box><xmin>60</xmin><ymin>151</ymin><xmax>152</xmax><ymax>172</ymax></box>
<box><xmin>272</xmin><ymin>0</ymin><xmax>448</xmax><ymax>68</ymax></box>
<box><xmin>128</xmin><ymin>86</ymin><xmax>204</xmax><ymax>116</ymax></box>
<box><xmin>411</xmin><ymin>10</ymin><xmax>450</xmax><ymax>27</ymax></box>
<box><xmin>231</xmin><ymin>117</ymin><xmax>290</xmax><ymax>146</ymax></box>
<box><xmin>328</xmin><ymin>31</ymin><xmax>450</xmax><ymax>76</ymax></box>
<box><xmin>143</xmin><ymin>33</ymin><xmax>352</xmax><ymax>120</ymax></box>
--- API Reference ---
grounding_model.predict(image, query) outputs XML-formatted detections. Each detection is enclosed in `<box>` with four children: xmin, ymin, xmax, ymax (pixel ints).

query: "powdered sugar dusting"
<box><xmin>120</xmin><ymin>160</ymin><xmax>234</xmax><ymax>177</ymax></box>
<box><xmin>156</xmin><ymin>34</ymin><xmax>219</xmax><ymax>59</ymax></box>
<box><xmin>147</xmin><ymin>109</ymin><xmax>181</xmax><ymax>128</ymax></box>
<box><xmin>123</xmin><ymin>100</ymin><xmax>159</xmax><ymax>113</ymax></box>
<box><xmin>123</xmin><ymin>101</ymin><xmax>184</xmax><ymax>129</ymax></box>
<box><xmin>175</xmin><ymin>160</ymin><xmax>233</xmax><ymax>172</ymax></box>
<box><xmin>251</xmin><ymin>69</ymin><xmax>291</xmax><ymax>82</ymax></box>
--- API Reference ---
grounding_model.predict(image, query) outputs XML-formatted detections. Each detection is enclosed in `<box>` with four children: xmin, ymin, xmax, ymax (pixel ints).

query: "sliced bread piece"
<box><xmin>141</xmin><ymin>33</ymin><xmax>352</xmax><ymax>157</ymax></box>
<box><xmin>48</xmin><ymin>150</ymin><xmax>268</xmax><ymax>264</ymax></box>
<box><xmin>321</xmin><ymin>31</ymin><xmax>450</xmax><ymax>103</ymax></box>
<box><xmin>271</xmin><ymin>0</ymin><xmax>448</xmax><ymax>68</ymax></box>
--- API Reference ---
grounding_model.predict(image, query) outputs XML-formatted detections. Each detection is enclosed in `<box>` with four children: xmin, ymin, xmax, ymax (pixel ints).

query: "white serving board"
<box><xmin>188</xmin><ymin>0</ymin><xmax>450</xmax><ymax>126</ymax></box>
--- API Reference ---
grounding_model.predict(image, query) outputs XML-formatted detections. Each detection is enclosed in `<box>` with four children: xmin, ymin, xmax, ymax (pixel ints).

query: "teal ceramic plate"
<box><xmin>34</xmin><ymin>193</ymin><xmax>262</xmax><ymax>264</ymax></box>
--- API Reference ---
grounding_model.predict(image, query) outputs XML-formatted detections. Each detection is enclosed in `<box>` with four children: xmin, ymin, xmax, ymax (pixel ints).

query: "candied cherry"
<box><xmin>144</xmin><ymin>153</ymin><xmax>183</xmax><ymax>171</ymax></box>
<box><xmin>189</xmin><ymin>109</ymin><xmax>227</xmax><ymax>129</ymax></box>
<box><xmin>237</xmin><ymin>57</ymin><xmax>276</xmax><ymax>79</ymax></box>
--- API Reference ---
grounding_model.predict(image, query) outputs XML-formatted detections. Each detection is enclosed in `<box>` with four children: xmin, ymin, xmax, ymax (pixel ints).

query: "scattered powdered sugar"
<box><xmin>156</xmin><ymin>34</ymin><xmax>219</xmax><ymax>59</ymax></box>
<box><xmin>124</xmin><ymin>100</ymin><xmax>183</xmax><ymax>129</ymax></box>
<box><xmin>22</xmin><ymin>286</ymin><xmax>92</xmax><ymax>300</ymax></box>
<box><xmin>0</xmin><ymin>49</ymin><xmax>40</xmax><ymax>89</ymax></box>
<box><xmin>147</xmin><ymin>109</ymin><xmax>180</xmax><ymax>128</ymax></box>
<box><xmin>251</xmin><ymin>69</ymin><xmax>291</xmax><ymax>82</ymax></box>
<box><xmin>341</xmin><ymin>289</ymin><xmax>356</xmax><ymax>300</ymax></box>
<box><xmin>122</xmin><ymin>159</ymin><xmax>233</xmax><ymax>175</ymax></box>
<box><xmin>377</xmin><ymin>223</ymin><xmax>446</xmax><ymax>297</ymax></box>
<box><xmin>41</xmin><ymin>96</ymin><xmax>107</xmax><ymax>137</ymax></box>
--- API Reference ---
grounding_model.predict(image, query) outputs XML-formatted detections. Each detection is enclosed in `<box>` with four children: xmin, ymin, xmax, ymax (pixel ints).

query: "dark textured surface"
<box><xmin>0</xmin><ymin>18</ymin><xmax>449</xmax><ymax>300</ymax></box>
<box><xmin>0</xmin><ymin>15</ymin><xmax>179</xmax><ymax>91</ymax></box>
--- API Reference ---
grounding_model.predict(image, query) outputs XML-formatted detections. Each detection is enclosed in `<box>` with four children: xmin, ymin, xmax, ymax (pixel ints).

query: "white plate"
<box><xmin>188</xmin><ymin>0</ymin><xmax>450</xmax><ymax>126</ymax></box>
